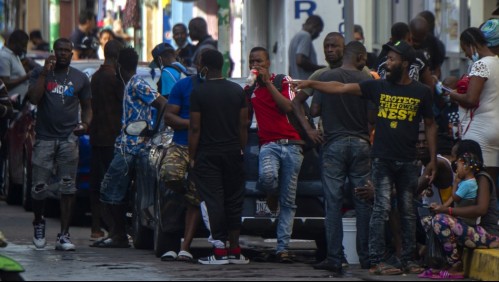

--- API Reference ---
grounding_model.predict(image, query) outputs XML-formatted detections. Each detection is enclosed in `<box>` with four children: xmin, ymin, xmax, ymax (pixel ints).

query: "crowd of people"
<box><xmin>0</xmin><ymin>8</ymin><xmax>499</xmax><ymax>279</ymax></box>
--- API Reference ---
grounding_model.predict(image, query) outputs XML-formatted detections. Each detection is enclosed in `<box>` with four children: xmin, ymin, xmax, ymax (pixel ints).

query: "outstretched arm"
<box><xmin>288</xmin><ymin>80</ymin><xmax>362</xmax><ymax>96</ymax></box>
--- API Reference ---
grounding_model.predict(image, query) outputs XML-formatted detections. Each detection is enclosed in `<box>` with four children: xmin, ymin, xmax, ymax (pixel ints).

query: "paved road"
<box><xmin>1</xmin><ymin>200</ymin><xmax>434</xmax><ymax>281</ymax></box>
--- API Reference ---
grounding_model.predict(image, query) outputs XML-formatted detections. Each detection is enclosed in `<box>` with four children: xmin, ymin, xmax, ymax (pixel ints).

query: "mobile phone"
<box><xmin>417</xmin><ymin>206</ymin><xmax>432</xmax><ymax>217</ymax></box>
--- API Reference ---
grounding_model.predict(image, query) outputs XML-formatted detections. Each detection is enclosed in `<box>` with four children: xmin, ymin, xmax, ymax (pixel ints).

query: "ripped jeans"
<box><xmin>257</xmin><ymin>143</ymin><xmax>303</xmax><ymax>254</ymax></box>
<box><xmin>31</xmin><ymin>138</ymin><xmax>79</xmax><ymax>201</ymax></box>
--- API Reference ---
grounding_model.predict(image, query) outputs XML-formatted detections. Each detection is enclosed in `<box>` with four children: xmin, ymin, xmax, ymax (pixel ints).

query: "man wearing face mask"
<box><xmin>288</xmin><ymin>15</ymin><xmax>325</xmax><ymax>79</ymax></box>
<box><xmin>0</xmin><ymin>30</ymin><xmax>30</xmax><ymax>101</ymax></box>
<box><xmin>289</xmin><ymin>40</ymin><xmax>438</xmax><ymax>275</ymax></box>
<box><xmin>28</xmin><ymin>38</ymin><xmax>92</xmax><ymax>251</ymax></box>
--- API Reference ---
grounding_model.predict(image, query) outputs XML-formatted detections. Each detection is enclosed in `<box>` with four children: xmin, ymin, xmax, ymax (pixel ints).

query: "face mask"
<box><xmin>471</xmin><ymin>47</ymin><xmax>480</xmax><ymax>62</ymax></box>
<box><xmin>19</xmin><ymin>51</ymin><xmax>26</xmax><ymax>60</ymax></box>
<box><xmin>157</xmin><ymin>57</ymin><xmax>164</xmax><ymax>69</ymax></box>
<box><xmin>198</xmin><ymin>67</ymin><xmax>208</xmax><ymax>81</ymax></box>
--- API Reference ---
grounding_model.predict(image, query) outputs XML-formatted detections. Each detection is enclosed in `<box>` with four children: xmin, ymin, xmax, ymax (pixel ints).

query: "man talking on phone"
<box><xmin>28</xmin><ymin>38</ymin><xmax>92</xmax><ymax>251</ymax></box>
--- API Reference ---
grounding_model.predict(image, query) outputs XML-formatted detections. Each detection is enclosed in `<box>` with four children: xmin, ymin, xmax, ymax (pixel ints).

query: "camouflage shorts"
<box><xmin>159</xmin><ymin>143</ymin><xmax>201</xmax><ymax>206</ymax></box>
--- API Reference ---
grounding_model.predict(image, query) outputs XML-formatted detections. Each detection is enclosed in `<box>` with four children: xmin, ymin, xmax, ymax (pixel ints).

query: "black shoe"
<box><xmin>313</xmin><ymin>260</ymin><xmax>344</xmax><ymax>276</ymax></box>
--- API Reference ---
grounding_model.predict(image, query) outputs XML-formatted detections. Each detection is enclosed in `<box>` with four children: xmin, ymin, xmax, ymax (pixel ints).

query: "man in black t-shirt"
<box><xmin>289</xmin><ymin>40</ymin><xmax>438</xmax><ymax>276</ymax></box>
<box><xmin>189</xmin><ymin>49</ymin><xmax>249</xmax><ymax>265</ymax></box>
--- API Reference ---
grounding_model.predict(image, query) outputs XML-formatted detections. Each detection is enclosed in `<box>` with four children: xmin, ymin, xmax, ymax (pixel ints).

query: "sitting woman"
<box><xmin>420</xmin><ymin>139</ymin><xmax>499</xmax><ymax>279</ymax></box>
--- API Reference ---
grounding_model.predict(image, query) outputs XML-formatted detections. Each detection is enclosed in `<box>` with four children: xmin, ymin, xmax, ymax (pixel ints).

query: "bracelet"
<box><xmin>448</xmin><ymin>207</ymin><xmax>453</xmax><ymax>216</ymax></box>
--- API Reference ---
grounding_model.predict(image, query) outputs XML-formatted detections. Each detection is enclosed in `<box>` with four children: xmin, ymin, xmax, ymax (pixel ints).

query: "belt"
<box><xmin>272</xmin><ymin>139</ymin><xmax>305</xmax><ymax>145</ymax></box>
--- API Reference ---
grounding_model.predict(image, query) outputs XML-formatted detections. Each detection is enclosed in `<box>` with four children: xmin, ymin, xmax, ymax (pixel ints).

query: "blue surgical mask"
<box><xmin>471</xmin><ymin>47</ymin><xmax>480</xmax><ymax>62</ymax></box>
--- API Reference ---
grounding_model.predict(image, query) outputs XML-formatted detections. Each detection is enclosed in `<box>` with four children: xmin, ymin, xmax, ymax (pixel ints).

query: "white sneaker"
<box><xmin>33</xmin><ymin>220</ymin><xmax>46</xmax><ymax>249</ymax></box>
<box><xmin>55</xmin><ymin>233</ymin><xmax>75</xmax><ymax>251</ymax></box>
<box><xmin>228</xmin><ymin>253</ymin><xmax>250</xmax><ymax>264</ymax></box>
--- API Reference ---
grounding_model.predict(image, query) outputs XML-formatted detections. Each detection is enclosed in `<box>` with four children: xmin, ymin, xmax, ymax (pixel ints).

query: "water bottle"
<box><xmin>246</xmin><ymin>69</ymin><xmax>259</xmax><ymax>86</ymax></box>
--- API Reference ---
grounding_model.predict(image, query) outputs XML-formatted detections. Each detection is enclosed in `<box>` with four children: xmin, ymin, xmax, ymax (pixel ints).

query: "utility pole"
<box><xmin>217</xmin><ymin>0</ymin><xmax>230</xmax><ymax>77</ymax></box>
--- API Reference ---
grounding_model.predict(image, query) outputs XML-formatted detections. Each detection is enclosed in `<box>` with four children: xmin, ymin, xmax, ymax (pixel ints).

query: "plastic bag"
<box><xmin>424</xmin><ymin>229</ymin><xmax>446</xmax><ymax>269</ymax></box>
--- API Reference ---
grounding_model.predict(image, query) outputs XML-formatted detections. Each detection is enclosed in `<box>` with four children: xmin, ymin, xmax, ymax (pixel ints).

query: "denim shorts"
<box><xmin>100</xmin><ymin>149</ymin><xmax>137</xmax><ymax>205</ymax></box>
<box><xmin>31</xmin><ymin>138</ymin><xmax>79</xmax><ymax>201</ymax></box>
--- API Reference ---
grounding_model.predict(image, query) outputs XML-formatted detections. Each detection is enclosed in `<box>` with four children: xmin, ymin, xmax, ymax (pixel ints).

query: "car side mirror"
<box><xmin>125</xmin><ymin>120</ymin><xmax>150</xmax><ymax>136</ymax></box>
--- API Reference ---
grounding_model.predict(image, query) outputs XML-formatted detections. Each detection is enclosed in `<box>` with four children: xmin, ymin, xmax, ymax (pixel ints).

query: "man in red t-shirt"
<box><xmin>245</xmin><ymin>47</ymin><xmax>304</xmax><ymax>263</ymax></box>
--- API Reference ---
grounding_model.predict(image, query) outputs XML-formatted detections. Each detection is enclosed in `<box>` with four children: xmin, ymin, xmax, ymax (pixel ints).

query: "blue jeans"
<box><xmin>258</xmin><ymin>143</ymin><xmax>303</xmax><ymax>254</ymax></box>
<box><xmin>100</xmin><ymin>149</ymin><xmax>137</xmax><ymax>205</ymax></box>
<box><xmin>369</xmin><ymin>158</ymin><xmax>419</xmax><ymax>265</ymax></box>
<box><xmin>322</xmin><ymin>137</ymin><xmax>372</xmax><ymax>267</ymax></box>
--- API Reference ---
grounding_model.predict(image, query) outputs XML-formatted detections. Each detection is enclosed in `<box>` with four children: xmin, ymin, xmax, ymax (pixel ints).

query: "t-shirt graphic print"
<box><xmin>360</xmin><ymin>79</ymin><xmax>434</xmax><ymax>161</ymax></box>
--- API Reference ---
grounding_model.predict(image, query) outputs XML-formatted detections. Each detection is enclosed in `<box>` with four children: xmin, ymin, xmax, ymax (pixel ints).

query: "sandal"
<box><xmin>418</xmin><ymin>269</ymin><xmax>437</xmax><ymax>278</ymax></box>
<box><xmin>368</xmin><ymin>262</ymin><xmax>403</xmax><ymax>275</ymax></box>
<box><xmin>430</xmin><ymin>270</ymin><xmax>464</xmax><ymax>279</ymax></box>
<box><xmin>161</xmin><ymin>251</ymin><xmax>178</xmax><ymax>262</ymax></box>
<box><xmin>177</xmin><ymin>250</ymin><xmax>194</xmax><ymax>262</ymax></box>
<box><xmin>90</xmin><ymin>237</ymin><xmax>130</xmax><ymax>248</ymax></box>
<box><xmin>276</xmin><ymin>252</ymin><xmax>293</xmax><ymax>263</ymax></box>
<box><xmin>404</xmin><ymin>261</ymin><xmax>425</xmax><ymax>274</ymax></box>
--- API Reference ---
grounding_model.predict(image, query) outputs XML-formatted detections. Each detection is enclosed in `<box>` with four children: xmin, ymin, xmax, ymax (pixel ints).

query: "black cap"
<box><xmin>151</xmin><ymin>42</ymin><xmax>175</xmax><ymax>60</ymax></box>
<box><xmin>382</xmin><ymin>40</ymin><xmax>415</xmax><ymax>64</ymax></box>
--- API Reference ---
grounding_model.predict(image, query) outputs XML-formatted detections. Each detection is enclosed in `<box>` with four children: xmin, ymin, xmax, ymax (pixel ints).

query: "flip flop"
<box><xmin>369</xmin><ymin>262</ymin><xmax>403</xmax><ymax>275</ymax></box>
<box><xmin>90</xmin><ymin>237</ymin><xmax>130</xmax><ymax>248</ymax></box>
<box><xmin>161</xmin><ymin>251</ymin><xmax>178</xmax><ymax>262</ymax></box>
<box><xmin>177</xmin><ymin>250</ymin><xmax>194</xmax><ymax>262</ymax></box>
<box><xmin>418</xmin><ymin>269</ymin><xmax>435</xmax><ymax>278</ymax></box>
<box><xmin>430</xmin><ymin>270</ymin><xmax>465</xmax><ymax>279</ymax></box>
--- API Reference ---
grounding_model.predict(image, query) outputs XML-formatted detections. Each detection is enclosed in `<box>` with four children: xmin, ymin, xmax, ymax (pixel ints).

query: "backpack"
<box><xmin>245</xmin><ymin>74</ymin><xmax>318</xmax><ymax>150</ymax></box>
<box><xmin>156</xmin><ymin>63</ymin><xmax>190</xmax><ymax>95</ymax></box>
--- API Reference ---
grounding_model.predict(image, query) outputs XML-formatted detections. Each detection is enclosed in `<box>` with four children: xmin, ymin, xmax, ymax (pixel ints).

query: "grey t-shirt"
<box><xmin>30</xmin><ymin>66</ymin><xmax>92</xmax><ymax>140</ymax></box>
<box><xmin>288</xmin><ymin>30</ymin><xmax>317</xmax><ymax>80</ymax></box>
<box><xmin>0</xmin><ymin>47</ymin><xmax>28</xmax><ymax>100</ymax></box>
<box><xmin>315</xmin><ymin>68</ymin><xmax>374</xmax><ymax>144</ymax></box>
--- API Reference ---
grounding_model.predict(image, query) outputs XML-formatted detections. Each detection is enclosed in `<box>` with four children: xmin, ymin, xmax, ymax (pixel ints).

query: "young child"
<box><xmin>442</xmin><ymin>152</ymin><xmax>482</xmax><ymax>226</ymax></box>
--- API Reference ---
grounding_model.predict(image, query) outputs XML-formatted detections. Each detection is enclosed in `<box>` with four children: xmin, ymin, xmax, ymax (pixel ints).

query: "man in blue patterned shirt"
<box><xmin>92</xmin><ymin>47</ymin><xmax>167</xmax><ymax>248</ymax></box>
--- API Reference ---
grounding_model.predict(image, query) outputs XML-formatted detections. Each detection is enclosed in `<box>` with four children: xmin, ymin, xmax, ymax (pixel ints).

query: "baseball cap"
<box><xmin>151</xmin><ymin>42</ymin><xmax>175</xmax><ymax>60</ymax></box>
<box><xmin>382</xmin><ymin>40</ymin><xmax>416</xmax><ymax>64</ymax></box>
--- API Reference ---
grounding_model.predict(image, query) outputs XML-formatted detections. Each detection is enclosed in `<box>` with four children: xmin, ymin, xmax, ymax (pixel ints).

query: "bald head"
<box><xmin>410</xmin><ymin>16</ymin><xmax>429</xmax><ymax>49</ymax></box>
<box><xmin>188</xmin><ymin>17</ymin><xmax>208</xmax><ymax>41</ymax></box>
